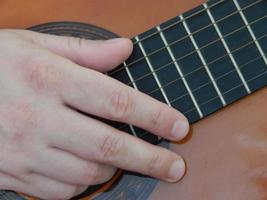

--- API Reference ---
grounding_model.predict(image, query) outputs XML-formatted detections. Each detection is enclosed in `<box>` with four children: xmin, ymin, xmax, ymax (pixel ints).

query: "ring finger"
<box><xmin>29</xmin><ymin>147</ymin><xmax>116</xmax><ymax>185</ymax></box>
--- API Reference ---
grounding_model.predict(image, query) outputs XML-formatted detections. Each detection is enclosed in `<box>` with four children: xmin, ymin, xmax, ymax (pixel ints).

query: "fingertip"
<box><xmin>170</xmin><ymin>114</ymin><xmax>190</xmax><ymax>141</ymax></box>
<box><xmin>106</xmin><ymin>37</ymin><xmax>133</xmax><ymax>60</ymax></box>
<box><xmin>94</xmin><ymin>38</ymin><xmax>133</xmax><ymax>71</ymax></box>
<box><xmin>166</xmin><ymin>156</ymin><xmax>186</xmax><ymax>182</ymax></box>
<box><xmin>122</xmin><ymin>38</ymin><xmax>134</xmax><ymax>55</ymax></box>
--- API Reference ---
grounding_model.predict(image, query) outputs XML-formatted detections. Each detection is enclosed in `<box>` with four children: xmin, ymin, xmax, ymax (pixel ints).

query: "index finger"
<box><xmin>59</xmin><ymin>60</ymin><xmax>189</xmax><ymax>141</ymax></box>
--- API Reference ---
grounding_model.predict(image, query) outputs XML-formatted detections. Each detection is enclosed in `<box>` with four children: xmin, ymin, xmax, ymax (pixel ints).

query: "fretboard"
<box><xmin>107</xmin><ymin>0</ymin><xmax>267</xmax><ymax>144</ymax></box>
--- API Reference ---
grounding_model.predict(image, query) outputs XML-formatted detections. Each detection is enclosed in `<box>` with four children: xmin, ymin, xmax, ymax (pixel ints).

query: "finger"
<box><xmin>30</xmin><ymin>147</ymin><xmax>116</xmax><ymax>185</ymax></box>
<box><xmin>0</xmin><ymin>171</ymin><xmax>24</xmax><ymax>191</ymax></box>
<box><xmin>45</xmin><ymin>108</ymin><xmax>185</xmax><ymax>182</ymax></box>
<box><xmin>10</xmin><ymin>29</ymin><xmax>133</xmax><ymax>72</ymax></box>
<box><xmin>16</xmin><ymin>43</ymin><xmax>188</xmax><ymax>141</ymax></box>
<box><xmin>98</xmin><ymin>134</ymin><xmax>186</xmax><ymax>182</ymax></box>
<box><xmin>60</xmin><ymin>64</ymin><xmax>189</xmax><ymax>141</ymax></box>
<box><xmin>21</xmin><ymin>173</ymin><xmax>87</xmax><ymax>200</ymax></box>
<box><xmin>0</xmin><ymin>171</ymin><xmax>86</xmax><ymax>200</ymax></box>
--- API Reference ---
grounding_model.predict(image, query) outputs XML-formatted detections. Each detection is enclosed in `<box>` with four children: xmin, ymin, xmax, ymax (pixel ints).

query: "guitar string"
<box><xmin>110</xmin><ymin>4</ymin><xmax>267</xmax><ymax>137</ymax></box>
<box><xmin>123</xmin><ymin>14</ymin><xmax>266</xmax><ymax>86</ymax></box>
<box><xmin>132</xmin><ymin>0</ymin><xmax>226</xmax><ymax>44</ymax></box>
<box><xmin>118</xmin><ymin>0</ymin><xmax>262</xmax><ymax>71</ymax></box>
<box><xmin>117</xmin><ymin>49</ymin><xmax>267</xmax><ymax>132</ymax></box>
<box><xmin>104</xmin><ymin>0</ymin><xmax>265</xmax><ymax>136</ymax></box>
<box><xmin>113</xmin><ymin>16</ymin><xmax>267</xmax><ymax>131</ymax></box>
<box><xmin>136</xmin><ymin>68</ymin><xmax>267</xmax><ymax>139</ymax></box>
<box><xmin>133</xmin><ymin>32</ymin><xmax>267</xmax><ymax>99</ymax></box>
<box><xmin>108</xmin><ymin>0</ymin><xmax>263</xmax><ymax>75</ymax></box>
<box><xmin>180</xmin><ymin>69</ymin><xmax>267</xmax><ymax>115</ymax></box>
<box><xmin>110</xmin><ymin>18</ymin><xmax>267</xmax><ymax>102</ymax></box>
<box><xmin>169</xmin><ymin>51</ymin><xmax>266</xmax><ymax>105</ymax></box>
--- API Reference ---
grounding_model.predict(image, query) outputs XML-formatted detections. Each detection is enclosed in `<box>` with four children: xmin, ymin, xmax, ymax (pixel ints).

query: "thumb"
<box><xmin>13</xmin><ymin>30</ymin><xmax>133</xmax><ymax>72</ymax></box>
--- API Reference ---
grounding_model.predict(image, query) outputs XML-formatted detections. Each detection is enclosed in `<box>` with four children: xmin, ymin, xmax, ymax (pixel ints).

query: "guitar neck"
<box><xmin>108</xmin><ymin>0</ymin><xmax>267</xmax><ymax>144</ymax></box>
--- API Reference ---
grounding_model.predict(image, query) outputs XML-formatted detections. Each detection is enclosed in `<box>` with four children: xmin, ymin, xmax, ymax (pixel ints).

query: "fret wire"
<box><xmin>117</xmin><ymin>50</ymin><xmax>267</xmax><ymax>131</ymax></box>
<box><xmin>133</xmin><ymin>0</ymin><xmax>226</xmax><ymax>44</ymax></box>
<box><xmin>180</xmin><ymin>14</ymin><xmax>226</xmax><ymax>106</ymax></box>
<box><xmin>233</xmin><ymin>0</ymin><xmax>267</xmax><ymax>66</ymax></box>
<box><xmin>123</xmin><ymin>14</ymin><xmax>267</xmax><ymax>86</ymax></box>
<box><xmin>135</xmin><ymin>33</ymin><xmax>267</xmax><ymax>101</ymax></box>
<box><xmin>136</xmin><ymin>36</ymin><xmax>170</xmax><ymax>141</ymax></box>
<box><xmin>124</xmin><ymin>62</ymin><xmax>138</xmax><ymax>90</ymax></box>
<box><xmin>156</xmin><ymin>25</ymin><xmax>204</xmax><ymax>118</ymax></box>
<box><xmin>163</xmin><ymin>68</ymin><xmax>267</xmax><ymax>125</ymax></box>
<box><xmin>116</xmin><ymin>36</ymin><xmax>267</xmax><ymax>134</ymax></box>
<box><xmin>182</xmin><ymin>69</ymin><xmax>267</xmax><ymax>116</ymax></box>
<box><xmin>109</xmin><ymin>0</ymin><xmax>263</xmax><ymax>76</ymax></box>
<box><xmin>169</xmin><ymin>52</ymin><xmax>266</xmax><ymax>104</ymax></box>
<box><xmin>204</xmin><ymin>2</ymin><xmax>251</xmax><ymax>94</ymax></box>
<box><xmin>123</xmin><ymin>62</ymin><xmax>138</xmax><ymax>137</ymax></box>
<box><xmin>135</xmin><ymin>36</ymin><xmax>171</xmax><ymax>107</ymax></box>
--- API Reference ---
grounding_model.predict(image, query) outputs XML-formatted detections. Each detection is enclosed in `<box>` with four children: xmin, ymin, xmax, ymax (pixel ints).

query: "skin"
<box><xmin>0</xmin><ymin>30</ymin><xmax>189</xmax><ymax>200</ymax></box>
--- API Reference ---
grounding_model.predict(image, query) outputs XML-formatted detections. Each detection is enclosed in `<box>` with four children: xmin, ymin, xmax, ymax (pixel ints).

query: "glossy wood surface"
<box><xmin>1</xmin><ymin>0</ymin><xmax>267</xmax><ymax>199</ymax></box>
<box><xmin>151</xmin><ymin>87</ymin><xmax>267</xmax><ymax>200</ymax></box>
<box><xmin>0</xmin><ymin>0</ymin><xmax>204</xmax><ymax>37</ymax></box>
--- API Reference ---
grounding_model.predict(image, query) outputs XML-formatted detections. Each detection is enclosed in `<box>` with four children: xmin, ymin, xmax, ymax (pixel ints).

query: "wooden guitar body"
<box><xmin>1</xmin><ymin>0</ymin><xmax>267</xmax><ymax>199</ymax></box>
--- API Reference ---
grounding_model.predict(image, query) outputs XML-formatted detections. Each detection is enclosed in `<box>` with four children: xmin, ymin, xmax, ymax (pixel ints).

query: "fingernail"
<box><xmin>106</xmin><ymin>38</ymin><xmax>125</xmax><ymax>43</ymax></box>
<box><xmin>167</xmin><ymin>158</ymin><xmax>185</xmax><ymax>182</ymax></box>
<box><xmin>171</xmin><ymin>118</ymin><xmax>189</xmax><ymax>140</ymax></box>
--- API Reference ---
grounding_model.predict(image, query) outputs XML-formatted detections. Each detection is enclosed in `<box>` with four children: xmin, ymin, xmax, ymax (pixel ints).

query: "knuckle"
<box><xmin>99</xmin><ymin>134</ymin><xmax>124</xmax><ymax>162</ymax></box>
<box><xmin>17</xmin><ymin>51</ymin><xmax>63</xmax><ymax>92</ymax></box>
<box><xmin>25</xmin><ymin>64</ymin><xmax>46</xmax><ymax>91</ymax></box>
<box><xmin>24</xmin><ymin>61</ymin><xmax>61</xmax><ymax>92</ymax></box>
<box><xmin>67</xmin><ymin>37</ymin><xmax>86</xmax><ymax>50</ymax></box>
<box><xmin>146</xmin><ymin>154</ymin><xmax>163</xmax><ymax>176</ymax></box>
<box><xmin>149</xmin><ymin>106</ymin><xmax>164</xmax><ymax>130</ymax></box>
<box><xmin>107</xmin><ymin>88</ymin><xmax>133</xmax><ymax>120</ymax></box>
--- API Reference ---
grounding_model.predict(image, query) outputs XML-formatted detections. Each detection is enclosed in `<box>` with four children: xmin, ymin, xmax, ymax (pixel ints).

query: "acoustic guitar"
<box><xmin>1</xmin><ymin>0</ymin><xmax>267</xmax><ymax>199</ymax></box>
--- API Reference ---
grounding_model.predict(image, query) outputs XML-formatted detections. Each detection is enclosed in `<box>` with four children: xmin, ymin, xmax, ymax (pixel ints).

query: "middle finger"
<box><xmin>58</xmin><ymin>61</ymin><xmax>189</xmax><ymax>141</ymax></box>
<box><xmin>44</xmin><ymin>107</ymin><xmax>185</xmax><ymax>182</ymax></box>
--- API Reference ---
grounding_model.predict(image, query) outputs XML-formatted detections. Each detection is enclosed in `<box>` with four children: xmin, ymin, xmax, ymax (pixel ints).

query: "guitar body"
<box><xmin>1</xmin><ymin>0</ymin><xmax>267</xmax><ymax>199</ymax></box>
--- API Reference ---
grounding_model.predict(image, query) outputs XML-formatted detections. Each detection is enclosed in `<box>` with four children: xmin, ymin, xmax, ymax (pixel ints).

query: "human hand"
<box><xmin>0</xmin><ymin>29</ymin><xmax>189</xmax><ymax>199</ymax></box>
